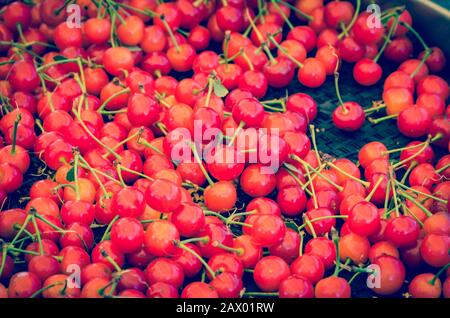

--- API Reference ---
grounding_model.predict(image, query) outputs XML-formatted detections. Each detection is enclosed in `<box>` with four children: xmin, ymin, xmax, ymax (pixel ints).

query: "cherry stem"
<box><xmin>298</xmin><ymin>231</ymin><xmax>304</xmax><ymax>256</ymax></box>
<box><xmin>212</xmin><ymin>241</ymin><xmax>244</xmax><ymax>256</ymax></box>
<box><xmin>402</xmin><ymin>204</ymin><xmax>424</xmax><ymax>226</ymax></box>
<box><xmin>302</xmin><ymin>214</ymin><xmax>317</xmax><ymax>238</ymax></box>
<box><xmin>34</xmin><ymin>212</ymin><xmax>66</xmax><ymax>232</ymax></box>
<box><xmin>398</xmin><ymin>190</ymin><xmax>433</xmax><ymax>218</ymax></box>
<box><xmin>97</xmin><ymin>88</ymin><xmax>130</xmax><ymax>114</ymax></box>
<box><xmin>137</xmin><ymin>138</ymin><xmax>164</xmax><ymax>155</ymax></box>
<box><xmin>244</xmin><ymin>292</ymin><xmax>278</xmax><ymax>297</ymax></box>
<box><xmin>245</xmin><ymin>7</ymin><xmax>264</xmax><ymax>44</ymax></box>
<box><xmin>31</xmin><ymin>215</ymin><xmax>44</xmax><ymax>255</ymax></box>
<box><xmin>30</xmin><ymin>281</ymin><xmax>65</xmax><ymax>298</ymax></box>
<box><xmin>239</xmin><ymin>49</ymin><xmax>254</xmax><ymax>71</ymax></box>
<box><xmin>73</xmin><ymin>151</ymin><xmax>81</xmax><ymax>201</ymax></box>
<box><xmin>282</xmin><ymin>165</ymin><xmax>312</xmax><ymax>196</ymax></box>
<box><xmin>388</xmin><ymin>168</ymin><xmax>401</xmax><ymax>217</ymax></box>
<box><xmin>297</xmin><ymin>215</ymin><xmax>348</xmax><ymax>232</ymax></box>
<box><xmin>160</xmin><ymin>15</ymin><xmax>180</xmax><ymax>53</ymax></box>
<box><xmin>338</xmin><ymin>0</ymin><xmax>361</xmax><ymax>39</ymax></box>
<box><xmin>348</xmin><ymin>271</ymin><xmax>362</xmax><ymax>285</ymax></box>
<box><xmin>399</xmin><ymin>21</ymin><xmax>431</xmax><ymax>79</ymax></box>
<box><xmin>276</xmin><ymin>0</ymin><xmax>312</xmax><ymax>21</ymax></box>
<box><xmin>100</xmin><ymin>250</ymin><xmax>122</xmax><ymax>273</ymax></box>
<box><xmin>327</xmin><ymin>161</ymin><xmax>370</xmax><ymax>187</ymax></box>
<box><xmin>10</xmin><ymin>113</ymin><xmax>21</xmax><ymax>155</ymax></box>
<box><xmin>430</xmin><ymin>263</ymin><xmax>450</xmax><ymax>286</ymax></box>
<box><xmin>223</xmin><ymin>31</ymin><xmax>231</xmax><ymax>64</ymax></box>
<box><xmin>436</xmin><ymin>163</ymin><xmax>450</xmax><ymax>174</ymax></box>
<box><xmin>302</xmin><ymin>163</ymin><xmax>318</xmax><ymax>208</ymax></box>
<box><xmin>383</xmin><ymin>178</ymin><xmax>392</xmax><ymax>216</ymax></box>
<box><xmin>374</xmin><ymin>14</ymin><xmax>398</xmax><ymax>63</ymax></box>
<box><xmin>309</xmin><ymin>125</ymin><xmax>322</xmax><ymax>167</ymax></box>
<box><xmin>400</xmin><ymin>161</ymin><xmax>417</xmax><ymax>184</ymax></box>
<box><xmin>204</xmin><ymin>76</ymin><xmax>214</xmax><ymax>107</ymax></box>
<box><xmin>175</xmin><ymin>241</ymin><xmax>216</xmax><ymax>279</ymax></box>
<box><xmin>10</xmin><ymin>215</ymin><xmax>32</xmax><ymax>246</ymax></box>
<box><xmin>364</xmin><ymin>103</ymin><xmax>386</xmax><ymax>114</ymax></box>
<box><xmin>365</xmin><ymin>176</ymin><xmax>384</xmax><ymax>202</ymax></box>
<box><xmin>333</xmin><ymin>237</ymin><xmax>341</xmax><ymax>277</ymax></box>
<box><xmin>334</xmin><ymin>62</ymin><xmax>346</xmax><ymax>111</ymax></box>
<box><xmin>100</xmin><ymin>215</ymin><xmax>120</xmax><ymax>242</ymax></box>
<box><xmin>268</xmin><ymin>35</ymin><xmax>303</xmax><ymax>68</ymax></box>
<box><xmin>292</xmin><ymin>155</ymin><xmax>344</xmax><ymax>192</ymax></box>
<box><xmin>227</xmin><ymin>121</ymin><xmax>245</xmax><ymax>147</ymax></box>
<box><xmin>392</xmin><ymin>135</ymin><xmax>438</xmax><ymax>169</ymax></box>
<box><xmin>115</xmin><ymin>1</ymin><xmax>156</xmax><ymax>17</ymax></box>
<box><xmin>78</xmin><ymin>155</ymin><xmax>109</xmax><ymax>198</ymax></box>
<box><xmin>180</xmin><ymin>236</ymin><xmax>209</xmax><ymax>245</ymax></box>
<box><xmin>368</xmin><ymin>113</ymin><xmax>398</xmax><ymax>124</ymax></box>
<box><xmin>270</xmin><ymin>0</ymin><xmax>294</xmax><ymax>29</ymax></box>
<box><xmin>190</xmin><ymin>141</ymin><xmax>214</xmax><ymax>186</ymax></box>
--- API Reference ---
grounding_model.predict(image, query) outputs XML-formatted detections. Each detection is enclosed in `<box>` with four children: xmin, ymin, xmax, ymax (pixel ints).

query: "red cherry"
<box><xmin>171</xmin><ymin>203</ymin><xmax>205</xmax><ymax>238</ymax></box>
<box><xmin>210</xmin><ymin>272</ymin><xmax>243</xmax><ymax>298</ymax></box>
<box><xmin>370</xmin><ymin>255</ymin><xmax>405</xmax><ymax>295</ymax></box>
<box><xmin>110</xmin><ymin>217</ymin><xmax>144</xmax><ymax>254</ymax></box>
<box><xmin>145</xmin><ymin>179</ymin><xmax>181</xmax><ymax>213</ymax></box>
<box><xmin>240</xmin><ymin>164</ymin><xmax>277</xmax><ymax>197</ymax></box>
<box><xmin>277</xmin><ymin>185</ymin><xmax>307</xmax><ymax>217</ymax></box>
<box><xmin>332</xmin><ymin>102</ymin><xmax>365</xmax><ymax>131</ymax></box>
<box><xmin>181</xmin><ymin>282</ymin><xmax>219</xmax><ymax>298</ymax></box>
<box><xmin>144</xmin><ymin>220</ymin><xmax>179</xmax><ymax>257</ymax></box>
<box><xmin>420</xmin><ymin>234</ymin><xmax>450</xmax><ymax>267</ymax></box>
<box><xmin>253</xmin><ymin>256</ymin><xmax>290</xmax><ymax>292</ymax></box>
<box><xmin>397</xmin><ymin>105</ymin><xmax>432</xmax><ymax>138</ymax></box>
<box><xmin>279</xmin><ymin>275</ymin><xmax>314</xmax><ymax>298</ymax></box>
<box><xmin>145</xmin><ymin>257</ymin><xmax>184</xmax><ymax>288</ymax></box>
<box><xmin>353</xmin><ymin>58</ymin><xmax>382</xmax><ymax>86</ymax></box>
<box><xmin>251</xmin><ymin>214</ymin><xmax>286</xmax><ymax>247</ymax></box>
<box><xmin>315</xmin><ymin>276</ymin><xmax>351</xmax><ymax>298</ymax></box>
<box><xmin>298</xmin><ymin>58</ymin><xmax>326</xmax><ymax>88</ymax></box>
<box><xmin>268</xmin><ymin>228</ymin><xmax>300</xmax><ymax>264</ymax></box>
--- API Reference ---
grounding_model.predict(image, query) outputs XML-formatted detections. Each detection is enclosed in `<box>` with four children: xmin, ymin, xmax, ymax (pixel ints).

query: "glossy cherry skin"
<box><xmin>110</xmin><ymin>217</ymin><xmax>144</xmax><ymax>254</ymax></box>
<box><xmin>353</xmin><ymin>58</ymin><xmax>382</xmax><ymax>86</ymax></box>
<box><xmin>304</xmin><ymin>237</ymin><xmax>336</xmax><ymax>270</ymax></box>
<box><xmin>419</xmin><ymin>47</ymin><xmax>446</xmax><ymax>73</ymax></box>
<box><xmin>181</xmin><ymin>282</ymin><xmax>219</xmax><ymax>298</ymax></box>
<box><xmin>210</xmin><ymin>272</ymin><xmax>243</xmax><ymax>298</ymax></box>
<box><xmin>206</xmin><ymin>146</ymin><xmax>245</xmax><ymax>181</ymax></box>
<box><xmin>332</xmin><ymin>102</ymin><xmax>365</xmax><ymax>131</ymax></box>
<box><xmin>315</xmin><ymin>276</ymin><xmax>351</xmax><ymax>298</ymax></box>
<box><xmin>145</xmin><ymin>179</ymin><xmax>181</xmax><ymax>213</ymax></box>
<box><xmin>144</xmin><ymin>220</ymin><xmax>179</xmax><ymax>257</ymax></box>
<box><xmin>238</xmin><ymin>70</ymin><xmax>268</xmax><ymax>99</ymax></box>
<box><xmin>286</xmin><ymin>93</ymin><xmax>317</xmax><ymax>123</ymax></box>
<box><xmin>370</xmin><ymin>255</ymin><xmax>405</xmax><ymax>295</ymax></box>
<box><xmin>240</xmin><ymin>164</ymin><xmax>277</xmax><ymax>197</ymax></box>
<box><xmin>263</xmin><ymin>57</ymin><xmax>295</xmax><ymax>88</ymax></box>
<box><xmin>251</xmin><ymin>214</ymin><xmax>286</xmax><ymax>247</ymax></box>
<box><xmin>409</xmin><ymin>273</ymin><xmax>442</xmax><ymax>298</ymax></box>
<box><xmin>111</xmin><ymin>187</ymin><xmax>145</xmax><ymax>219</ymax></box>
<box><xmin>279</xmin><ymin>275</ymin><xmax>314</xmax><ymax>298</ymax></box>
<box><xmin>277</xmin><ymin>185</ymin><xmax>307</xmax><ymax>217</ymax></box>
<box><xmin>8</xmin><ymin>272</ymin><xmax>42</xmax><ymax>298</ymax></box>
<box><xmin>420</xmin><ymin>234</ymin><xmax>450</xmax><ymax>267</ymax></box>
<box><xmin>298</xmin><ymin>58</ymin><xmax>326</xmax><ymax>88</ymax></box>
<box><xmin>145</xmin><ymin>258</ymin><xmax>184</xmax><ymax>289</ymax></box>
<box><xmin>204</xmin><ymin>181</ymin><xmax>237</xmax><ymax>212</ymax></box>
<box><xmin>171</xmin><ymin>203</ymin><xmax>205</xmax><ymax>238</ymax></box>
<box><xmin>253</xmin><ymin>256</ymin><xmax>290</xmax><ymax>292</ymax></box>
<box><xmin>8</xmin><ymin>60</ymin><xmax>39</xmax><ymax>93</ymax></box>
<box><xmin>352</xmin><ymin>11</ymin><xmax>385</xmax><ymax>45</ymax></box>
<box><xmin>232</xmin><ymin>235</ymin><xmax>263</xmax><ymax>269</ymax></box>
<box><xmin>397</xmin><ymin>105</ymin><xmax>432</xmax><ymax>138</ymax></box>
<box><xmin>358</xmin><ymin>141</ymin><xmax>388</xmax><ymax>169</ymax></box>
<box><xmin>348</xmin><ymin>201</ymin><xmax>381</xmax><ymax>237</ymax></box>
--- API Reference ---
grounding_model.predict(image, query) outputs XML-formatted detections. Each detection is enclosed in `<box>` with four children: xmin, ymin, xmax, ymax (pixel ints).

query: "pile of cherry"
<box><xmin>0</xmin><ymin>0</ymin><xmax>449</xmax><ymax>298</ymax></box>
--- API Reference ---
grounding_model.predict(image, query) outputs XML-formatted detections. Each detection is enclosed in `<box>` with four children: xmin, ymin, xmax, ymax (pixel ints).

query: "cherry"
<box><xmin>287</xmin><ymin>26</ymin><xmax>317</xmax><ymax>53</ymax></box>
<box><xmin>60</xmin><ymin>222</ymin><xmax>94</xmax><ymax>250</ymax></box>
<box><xmin>54</xmin><ymin>22</ymin><xmax>82</xmax><ymax>49</ymax></box>
<box><xmin>417</xmin><ymin>75</ymin><xmax>449</xmax><ymax>101</ymax></box>
<box><xmin>181</xmin><ymin>282</ymin><xmax>219</xmax><ymax>298</ymax></box>
<box><xmin>409</xmin><ymin>163</ymin><xmax>440</xmax><ymax>190</ymax></box>
<box><xmin>188</xmin><ymin>25</ymin><xmax>211</xmax><ymax>51</ymax></box>
<box><xmin>353</xmin><ymin>58</ymin><xmax>382</xmax><ymax>86</ymax></box>
<box><xmin>144</xmin><ymin>220</ymin><xmax>179</xmax><ymax>257</ymax></box>
<box><xmin>110</xmin><ymin>217</ymin><xmax>144</xmax><ymax>254</ymax></box>
<box><xmin>332</xmin><ymin>102</ymin><xmax>365</xmax><ymax>131</ymax></box>
<box><xmin>423</xmin><ymin>212</ymin><xmax>450</xmax><ymax>236</ymax></box>
<box><xmin>298</xmin><ymin>58</ymin><xmax>326</xmax><ymax>88</ymax></box>
<box><xmin>263</xmin><ymin>57</ymin><xmax>296</xmax><ymax>88</ymax></box>
<box><xmin>339</xmin><ymin>233</ymin><xmax>370</xmax><ymax>265</ymax></box>
<box><xmin>416</xmin><ymin>94</ymin><xmax>445</xmax><ymax>119</ymax></box>
<box><xmin>42</xmin><ymin>274</ymin><xmax>81</xmax><ymax>298</ymax></box>
<box><xmin>384</xmin><ymin>70</ymin><xmax>415</xmax><ymax>93</ymax></box>
<box><xmin>8</xmin><ymin>60</ymin><xmax>39</xmax><ymax>93</ymax></box>
<box><xmin>8</xmin><ymin>272</ymin><xmax>42</xmax><ymax>298</ymax></box>
<box><xmin>28</xmin><ymin>255</ymin><xmax>60</xmax><ymax>282</ymax></box>
<box><xmin>207</xmin><ymin>253</ymin><xmax>244</xmax><ymax>279</ymax></box>
<box><xmin>352</xmin><ymin>11</ymin><xmax>385</xmax><ymax>45</ymax></box>
<box><xmin>398</xmin><ymin>59</ymin><xmax>429</xmax><ymax>84</ymax></box>
<box><xmin>279</xmin><ymin>275</ymin><xmax>314</xmax><ymax>298</ymax></box>
<box><xmin>277</xmin><ymin>185</ymin><xmax>307</xmax><ymax>217</ymax></box>
<box><xmin>216</xmin><ymin>6</ymin><xmax>244</xmax><ymax>32</ymax></box>
<box><xmin>240</xmin><ymin>164</ymin><xmax>277</xmax><ymax>198</ymax></box>
<box><xmin>81</xmin><ymin>277</ymin><xmax>115</xmax><ymax>298</ymax></box>
<box><xmin>399</xmin><ymin>141</ymin><xmax>435</xmax><ymax>168</ymax></box>
<box><xmin>238</xmin><ymin>70</ymin><xmax>268</xmax><ymax>99</ymax></box>
<box><xmin>339</xmin><ymin>37</ymin><xmax>366</xmax><ymax>63</ymax></box>
<box><xmin>91</xmin><ymin>240</ymin><xmax>125</xmax><ymax>271</ymax></box>
<box><xmin>409</xmin><ymin>273</ymin><xmax>442</xmax><ymax>298</ymax></box>
<box><xmin>384</xmin><ymin>37</ymin><xmax>413</xmax><ymax>63</ymax></box>
<box><xmin>419</xmin><ymin>47</ymin><xmax>446</xmax><ymax>73</ymax></box>
<box><xmin>315</xmin><ymin>45</ymin><xmax>339</xmax><ymax>75</ymax></box>
<box><xmin>286</xmin><ymin>93</ymin><xmax>318</xmax><ymax>122</ymax></box>
<box><xmin>370</xmin><ymin>255</ymin><xmax>405</xmax><ymax>295</ymax></box>
<box><xmin>420</xmin><ymin>234</ymin><xmax>450</xmax><ymax>267</ymax></box>
<box><xmin>204</xmin><ymin>181</ymin><xmax>237</xmax><ymax>212</ymax></box>
<box><xmin>85</xmin><ymin>18</ymin><xmax>111</xmax><ymax>45</ymax></box>
<box><xmin>211</xmin><ymin>272</ymin><xmax>243</xmax><ymax>298</ymax></box>
<box><xmin>251</xmin><ymin>214</ymin><xmax>286</xmax><ymax>247</ymax></box>
<box><xmin>0</xmin><ymin>162</ymin><xmax>23</xmax><ymax>193</ymax></box>
<box><xmin>304</xmin><ymin>237</ymin><xmax>336</xmax><ymax>270</ymax></box>
<box><xmin>358</xmin><ymin>141</ymin><xmax>388</xmax><ymax>169</ymax></box>
<box><xmin>324</xmin><ymin>0</ymin><xmax>354</xmax><ymax>29</ymax></box>
<box><xmin>171</xmin><ymin>203</ymin><xmax>205</xmax><ymax>238</ymax></box>
<box><xmin>397</xmin><ymin>105</ymin><xmax>432</xmax><ymax>138</ymax></box>
<box><xmin>171</xmin><ymin>242</ymin><xmax>202</xmax><ymax>278</ymax></box>
<box><xmin>3</xmin><ymin>1</ymin><xmax>32</xmax><ymax>31</ymax></box>
<box><xmin>145</xmin><ymin>179</ymin><xmax>181</xmax><ymax>213</ymax></box>
<box><xmin>315</xmin><ymin>276</ymin><xmax>351</xmax><ymax>298</ymax></box>
<box><xmin>268</xmin><ymin>228</ymin><xmax>300</xmax><ymax>264</ymax></box>
<box><xmin>253</xmin><ymin>256</ymin><xmax>290</xmax><ymax>292</ymax></box>
<box><xmin>147</xmin><ymin>282</ymin><xmax>179</xmax><ymax>298</ymax></box>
